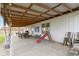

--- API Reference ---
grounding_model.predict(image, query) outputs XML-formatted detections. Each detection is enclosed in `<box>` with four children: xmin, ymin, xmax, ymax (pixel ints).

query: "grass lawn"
<box><xmin>0</xmin><ymin>34</ymin><xmax>5</xmax><ymax>43</ymax></box>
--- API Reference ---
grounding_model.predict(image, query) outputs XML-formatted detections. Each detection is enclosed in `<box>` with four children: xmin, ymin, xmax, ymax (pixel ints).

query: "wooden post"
<box><xmin>4</xmin><ymin>3</ymin><xmax>12</xmax><ymax>49</ymax></box>
<box><xmin>8</xmin><ymin>3</ymin><xmax>12</xmax><ymax>56</ymax></box>
<box><xmin>2</xmin><ymin>3</ymin><xmax>9</xmax><ymax>49</ymax></box>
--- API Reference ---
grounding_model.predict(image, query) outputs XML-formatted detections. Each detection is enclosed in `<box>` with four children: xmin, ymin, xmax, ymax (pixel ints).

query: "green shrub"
<box><xmin>0</xmin><ymin>35</ymin><xmax>5</xmax><ymax>43</ymax></box>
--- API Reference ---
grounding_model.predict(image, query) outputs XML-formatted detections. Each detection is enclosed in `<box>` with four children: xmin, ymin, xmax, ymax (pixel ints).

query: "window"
<box><xmin>42</xmin><ymin>23</ymin><xmax>50</xmax><ymax>28</ymax></box>
<box><xmin>46</xmin><ymin>23</ymin><xmax>50</xmax><ymax>27</ymax></box>
<box><xmin>42</xmin><ymin>23</ymin><xmax>50</xmax><ymax>33</ymax></box>
<box><xmin>35</xmin><ymin>26</ymin><xmax>39</xmax><ymax>32</ymax></box>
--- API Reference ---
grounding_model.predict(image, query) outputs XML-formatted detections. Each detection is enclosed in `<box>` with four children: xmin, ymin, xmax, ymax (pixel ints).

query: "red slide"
<box><xmin>36</xmin><ymin>33</ymin><xmax>48</xmax><ymax>43</ymax></box>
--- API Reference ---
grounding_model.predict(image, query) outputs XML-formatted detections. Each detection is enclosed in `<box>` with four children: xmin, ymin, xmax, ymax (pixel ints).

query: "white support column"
<box><xmin>6</xmin><ymin>3</ymin><xmax>12</xmax><ymax>56</ymax></box>
<box><xmin>4</xmin><ymin>25</ymin><xmax>7</xmax><ymax>48</ymax></box>
<box><xmin>9</xmin><ymin>24</ymin><xmax>12</xmax><ymax>56</ymax></box>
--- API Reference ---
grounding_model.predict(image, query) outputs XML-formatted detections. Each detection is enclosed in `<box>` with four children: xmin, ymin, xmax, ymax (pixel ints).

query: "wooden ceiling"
<box><xmin>1</xmin><ymin>3</ymin><xmax>79</xmax><ymax>27</ymax></box>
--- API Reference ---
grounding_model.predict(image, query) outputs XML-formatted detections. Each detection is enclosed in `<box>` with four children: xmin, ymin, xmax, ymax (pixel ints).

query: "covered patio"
<box><xmin>0</xmin><ymin>3</ymin><xmax>79</xmax><ymax>56</ymax></box>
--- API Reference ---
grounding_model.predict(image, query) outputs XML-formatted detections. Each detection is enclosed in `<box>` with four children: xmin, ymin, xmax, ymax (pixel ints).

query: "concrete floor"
<box><xmin>11</xmin><ymin>35</ymin><xmax>71</xmax><ymax>56</ymax></box>
<box><xmin>0</xmin><ymin>43</ymin><xmax>9</xmax><ymax>56</ymax></box>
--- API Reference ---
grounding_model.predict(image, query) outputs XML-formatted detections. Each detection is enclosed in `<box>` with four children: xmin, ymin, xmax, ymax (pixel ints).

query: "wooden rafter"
<box><xmin>31</xmin><ymin>3</ymin><xmax>62</xmax><ymax>20</ymax></box>
<box><xmin>34</xmin><ymin>3</ymin><xmax>62</xmax><ymax>15</ymax></box>
<box><xmin>10</xmin><ymin>14</ymin><xmax>34</xmax><ymax>19</ymax></box>
<box><xmin>2</xmin><ymin>3</ymin><xmax>79</xmax><ymax>27</ymax></box>
<box><xmin>21</xmin><ymin>3</ymin><xmax>33</xmax><ymax>18</ymax></box>
<box><xmin>26</xmin><ymin>13</ymin><xmax>45</xmax><ymax>18</ymax></box>
<box><xmin>30</xmin><ymin>7</ymin><xmax>79</xmax><ymax>26</ymax></box>
<box><xmin>62</xmin><ymin>3</ymin><xmax>72</xmax><ymax>12</ymax></box>
<box><xmin>13</xmin><ymin>3</ymin><xmax>54</xmax><ymax>17</ymax></box>
<box><xmin>12</xmin><ymin>3</ymin><xmax>52</xmax><ymax>17</ymax></box>
<box><xmin>25</xmin><ymin>4</ymin><xmax>62</xmax><ymax>19</ymax></box>
<box><xmin>11</xmin><ymin>17</ymin><xmax>33</xmax><ymax>20</ymax></box>
<box><xmin>1</xmin><ymin>7</ymin><xmax>46</xmax><ymax>19</ymax></box>
<box><xmin>10</xmin><ymin>15</ymin><xmax>44</xmax><ymax>20</ymax></box>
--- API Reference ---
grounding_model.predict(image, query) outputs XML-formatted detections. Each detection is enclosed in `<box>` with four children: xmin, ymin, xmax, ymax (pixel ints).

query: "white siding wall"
<box><xmin>50</xmin><ymin>11</ymin><xmax>79</xmax><ymax>43</ymax></box>
<box><xmin>26</xmin><ymin>10</ymin><xmax>79</xmax><ymax>43</ymax></box>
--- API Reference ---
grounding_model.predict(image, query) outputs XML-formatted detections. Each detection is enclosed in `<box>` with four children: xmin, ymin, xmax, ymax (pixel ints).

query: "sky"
<box><xmin>0</xmin><ymin>16</ymin><xmax>4</xmax><ymax>29</ymax></box>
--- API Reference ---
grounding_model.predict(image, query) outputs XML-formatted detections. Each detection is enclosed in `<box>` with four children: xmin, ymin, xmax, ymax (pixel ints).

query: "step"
<box><xmin>74</xmin><ymin>40</ymin><xmax>79</xmax><ymax>41</ymax></box>
<box><xmin>74</xmin><ymin>41</ymin><xmax>79</xmax><ymax>42</ymax></box>
<box><xmin>74</xmin><ymin>40</ymin><xmax>79</xmax><ymax>43</ymax></box>
<box><xmin>73</xmin><ymin>44</ymin><xmax>79</xmax><ymax>46</ymax></box>
<box><xmin>74</xmin><ymin>42</ymin><xmax>79</xmax><ymax>43</ymax></box>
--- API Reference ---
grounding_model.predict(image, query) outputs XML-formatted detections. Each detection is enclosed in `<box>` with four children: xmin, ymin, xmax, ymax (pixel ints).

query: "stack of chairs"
<box><xmin>71</xmin><ymin>32</ymin><xmax>79</xmax><ymax>55</ymax></box>
<box><xmin>73</xmin><ymin>32</ymin><xmax>79</xmax><ymax>47</ymax></box>
<box><xmin>63</xmin><ymin>32</ymin><xmax>73</xmax><ymax>48</ymax></box>
<box><xmin>64</xmin><ymin>32</ymin><xmax>79</xmax><ymax>55</ymax></box>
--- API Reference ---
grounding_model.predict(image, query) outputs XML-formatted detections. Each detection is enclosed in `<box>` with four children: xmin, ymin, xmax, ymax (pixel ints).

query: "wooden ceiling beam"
<box><xmin>10</xmin><ymin>10</ymin><xmax>46</xmax><ymax>18</ymax></box>
<box><xmin>28</xmin><ymin>7</ymin><xmax>79</xmax><ymax>26</ymax></box>
<box><xmin>31</xmin><ymin>3</ymin><xmax>62</xmax><ymax>20</ymax></box>
<box><xmin>34</xmin><ymin>3</ymin><xmax>50</xmax><ymax>10</ymax></box>
<box><xmin>34</xmin><ymin>3</ymin><xmax>62</xmax><ymax>15</ymax></box>
<box><xmin>1</xmin><ymin>7</ymin><xmax>23</xmax><ymax>14</ymax></box>
<box><xmin>2</xmin><ymin>8</ymin><xmax>46</xmax><ymax>19</ymax></box>
<box><xmin>62</xmin><ymin>3</ymin><xmax>73</xmax><ymax>12</ymax></box>
<box><xmin>13</xmin><ymin>4</ymin><xmax>52</xmax><ymax>16</ymax></box>
<box><xmin>33</xmin><ymin>3</ymin><xmax>54</xmax><ymax>16</ymax></box>
<box><xmin>28</xmin><ymin>3</ymin><xmax>62</xmax><ymax>20</ymax></box>
<box><xmin>5</xmin><ymin>14</ymin><xmax>33</xmax><ymax>19</ymax></box>
<box><xmin>11</xmin><ymin>14</ymin><xmax>35</xmax><ymax>19</ymax></box>
<box><xmin>26</xmin><ymin>13</ymin><xmax>45</xmax><ymax>18</ymax></box>
<box><xmin>32</xmin><ymin>10</ymin><xmax>53</xmax><ymax>20</ymax></box>
<box><xmin>10</xmin><ymin>16</ymin><xmax>34</xmax><ymax>20</ymax></box>
<box><xmin>21</xmin><ymin>4</ymin><xmax>33</xmax><ymax>18</ymax></box>
<box><xmin>12</xmin><ymin>3</ymin><xmax>51</xmax><ymax>16</ymax></box>
<box><xmin>10</xmin><ymin>15</ymin><xmax>45</xmax><ymax>20</ymax></box>
<box><xmin>7</xmin><ymin>13</ymin><xmax>46</xmax><ymax>20</ymax></box>
<box><xmin>12</xmin><ymin>3</ymin><xmax>28</xmax><ymax>10</ymax></box>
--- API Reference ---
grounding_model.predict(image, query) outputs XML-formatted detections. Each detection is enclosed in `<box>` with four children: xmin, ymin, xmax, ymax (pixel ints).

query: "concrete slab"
<box><xmin>11</xmin><ymin>35</ymin><xmax>70</xmax><ymax>56</ymax></box>
<box><xmin>0</xmin><ymin>43</ymin><xmax>9</xmax><ymax>56</ymax></box>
